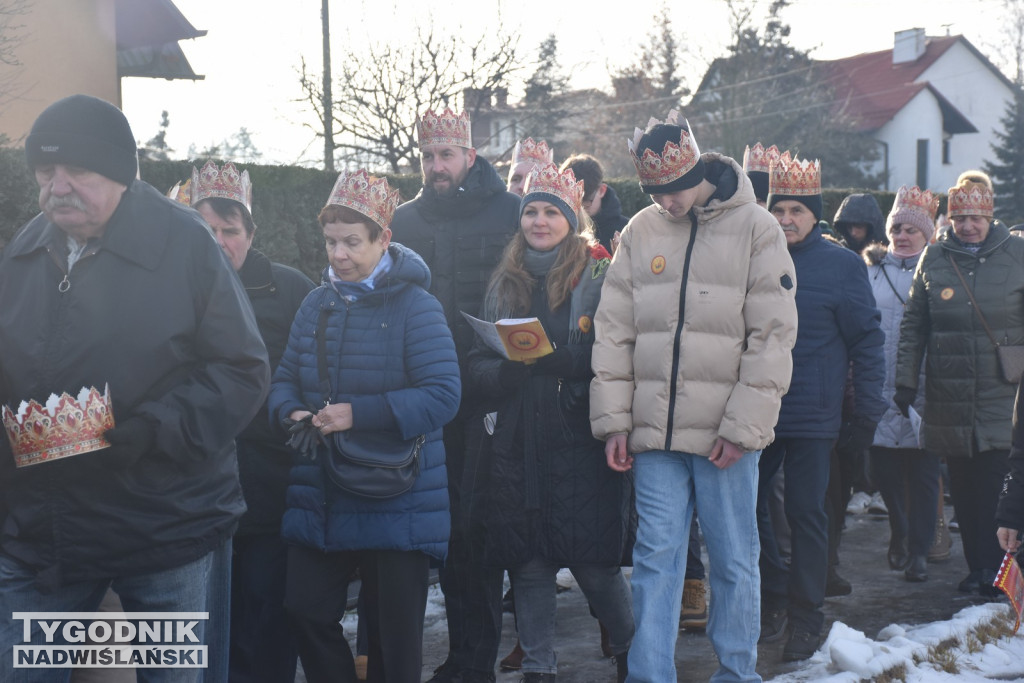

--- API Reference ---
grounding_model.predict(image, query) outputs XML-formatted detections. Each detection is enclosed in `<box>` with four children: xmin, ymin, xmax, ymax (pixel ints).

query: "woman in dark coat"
<box><xmin>468</xmin><ymin>163</ymin><xmax>634</xmax><ymax>683</ymax></box>
<box><xmin>268</xmin><ymin>170</ymin><xmax>460</xmax><ymax>683</ymax></box>
<box><xmin>895</xmin><ymin>171</ymin><xmax>1024</xmax><ymax>597</ymax></box>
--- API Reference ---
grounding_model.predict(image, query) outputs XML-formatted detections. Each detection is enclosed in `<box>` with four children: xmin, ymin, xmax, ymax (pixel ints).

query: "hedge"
<box><xmin>0</xmin><ymin>147</ymin><xmax>949</xmax><ymax>280</ymax></box>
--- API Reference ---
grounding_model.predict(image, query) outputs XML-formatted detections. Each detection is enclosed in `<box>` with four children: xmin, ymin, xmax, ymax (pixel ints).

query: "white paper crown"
<box><xmin>511</xmin><ymin>138</ymin><xmax>553</xmax><ymax>166</ymax></box>
<box><xmin>768</xmin><ymin>152</ymin><xmax>821</xmax><ymax>196</ymax></box>
<box><xmin>743</xmin><ymin>142</ymin><xmax>782</xmax><ymax>174</ymax></box>
<box><xmin>947</xmin><ymin>182</ymin><xmax>994</xmax><ymax>218</ymax></box>
<box><xmin>3</xmin><ymin>385</ymin><xmax>115</xmax><ymax>468</ymax></box>
<box><xmin>416</xmin><ymin>108</ymin><xmax>472</xmax><ymax>148</ymax></box>
<box><xmin>326</xmin><ymin>169</ymin><xmax>401</xmax><ymax>229</ymax></box>
<box><xmin>627</xmin><ymin>109</ymin><xmax>701</xmax><ymax>187</ymax></box>
<box><xmin>190</xmin><ymin>161</ymin><xmax>252</xmax><ymax>213</ymax></box>
<box><xmin>523</xmin><ymin>163</ymin><xmax>584</xmax><ymax>215</ymax></box>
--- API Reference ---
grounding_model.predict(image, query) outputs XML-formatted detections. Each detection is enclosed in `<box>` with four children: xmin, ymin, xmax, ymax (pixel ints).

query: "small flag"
<box><xmin>995</xmin><ymin>550</ymin><xmax>1024</xmax><ymax>633</ymax></box>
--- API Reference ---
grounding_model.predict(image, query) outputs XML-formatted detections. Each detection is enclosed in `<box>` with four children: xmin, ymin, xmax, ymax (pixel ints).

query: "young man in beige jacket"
<box><xmin>591</xmin><ymin>110</ymin><xmax>798</xmax><ymax>682</ymax></box>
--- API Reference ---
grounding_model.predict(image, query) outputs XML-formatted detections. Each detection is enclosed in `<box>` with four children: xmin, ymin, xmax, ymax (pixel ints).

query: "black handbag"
<box><xmin>316</xmin><ymin>310</ymin><xmax>424</xmax><ymax>499</ymax></box>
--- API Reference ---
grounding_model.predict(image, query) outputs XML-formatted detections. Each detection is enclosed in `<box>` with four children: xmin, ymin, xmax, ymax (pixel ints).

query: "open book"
<box><xmin>461</xmin><ymin>312</ymin><xmax>555</xmax><ymax>362</ymax></box>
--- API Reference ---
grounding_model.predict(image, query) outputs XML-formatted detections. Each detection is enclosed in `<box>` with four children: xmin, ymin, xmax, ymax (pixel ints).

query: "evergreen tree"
<box><xmin>985</xmin><ymin>85</ymin><xmax>1024</xmax><ymax>226</ymax></box>
<box><xmin>520</xmin><ymin>34</ymin><xmax>569</xmax><ymax>147</ymax></box>
<box><xmin>139</xmin><ymin>110</ymin><xmax>172</xmax><ymax>162</ymax></box>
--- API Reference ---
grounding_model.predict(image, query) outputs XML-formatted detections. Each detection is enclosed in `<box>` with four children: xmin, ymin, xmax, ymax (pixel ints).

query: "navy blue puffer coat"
<box><xmin>268</xmin><ymin>243</ymin><xmax>460</xmax><ymax>561</ymax></box>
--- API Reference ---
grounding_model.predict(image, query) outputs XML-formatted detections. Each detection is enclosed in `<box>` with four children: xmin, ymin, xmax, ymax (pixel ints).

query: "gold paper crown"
<box><xmin>627</xmin><ymin>109</ymin><xmax>701</xmax><ymax>187</ymax></box>
<box><xmin>511</xmin><ymin>138</ymin><xmax>553</xmax><ymax>166</ymax></box>
<box><xmin>523</xmin><ymin>163</ymin><xmax>584</xmax><ymax>215</ymax></box>
<box><xmin>947</xmin><ymin>181</ymin><xmax>994</xmax><ymax>218</ymax></box>
<box><xmin>326</xmin><ymin>169</ymin><xmax>401</xmax><ymax>229</ymax></box>
<box><xmin>892</xmin><ymin>185</ymin><xmax>940</xmax><ymax>221</ymax></box>
<box><xmin>167</xmin><ymin>179</ymin><xmax>191</xmax><ymax>205</ymax></box>
<box><xmin>416</xmin><ymin>108</ymin><xmax>472</xmax><ymax>148</ymax></box>
<box><xmin>768</xmin><ymin>152</ymin><xmax>821</xmax><ymax>196</ymax></box>
<box><xmin>743</xmin><ymin>142</ymin><xmax>782</xmax><ymax>174</ymax></box>
<box><xmin>3</xmin><ymin>385</ymin><xmax>115</xmax><ymax>468</ymax></box>
<box><xmin>190</xmin><ymin>161</ymin><xmax>253</xmax><ymax>213</ymax></box>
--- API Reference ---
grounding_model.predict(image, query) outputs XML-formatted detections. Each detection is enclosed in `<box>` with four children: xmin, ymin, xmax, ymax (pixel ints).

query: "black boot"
<box><xmin>904</xmin><ymin>554</ymin><xmax>928</xmax><ymax>582</ymax></box>
<box><xmin>521</xmin><ymin>673</ymin><xmax>556</xmax><ymax>683</ymax></box>
<box><xmin>615</xmin><ymin>650</ymin><xmax>628</xmax><ymax>683</ymax></box>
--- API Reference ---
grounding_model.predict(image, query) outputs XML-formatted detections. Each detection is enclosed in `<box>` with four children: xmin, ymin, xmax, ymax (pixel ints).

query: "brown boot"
<box><xmin>679</xmin><ymin>579</ymin><xmax>708</xmax><ymax>630</ymax></box>
<box><xmin>500</xmin><ymin>639</ymin><xmax>525</xmax><ymax>671</ymax></box>
<box><xmin>354</xmin><ymin>654</ymin><xmax>368</xmax><ymax>681</ymax></box>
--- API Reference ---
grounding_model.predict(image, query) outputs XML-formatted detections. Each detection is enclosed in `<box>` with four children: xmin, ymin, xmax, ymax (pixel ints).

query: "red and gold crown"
<box><xmin>892</xmin><ymin>185</ymin><xmax>940</xmax><ymax>221</ymax></box>
<box><xmin>416</xmin><ymin>107</ymin><xmax>472</xmax><ymax>148</ymax></box>
<box><xmin>326</xmin><ymin>169</ymin><xmax>401</xmax><ymax>229</ymax></box>
<box><xmin>166</xmin><ymin>179</ymin><xmax>191</xmax><ymax>205</ymax></box>
<box><xmin>511</xmin><ymin>138</ymin><xmax>553</xmax><ymax>166</ymax></box>
<box><xmin>627</xmin><ymin>109</ymin><xmax>701</xmax><ymax>187</ymax></box>
<box><xmin>3</xmin><ymin>385</ymin><xmax>115</xmax><ymax>468</ymax></box>
<box><xmin>190</xmin><ymin>161</ymin><xmax>252</xmax><ymax>213</ymax></box>
<box><xmin>947</xmin><ymin>181</ymin><xmax>994</xmax><ymax>218</ymax></box>
<box><xmin>769</xmin><ymin>152</ymin><xmax>821</xmax><ymax>196</ymax></box>
<box><xmin>523</xmin><ymin>163</ymin><xmax>584</xmax><ymax>215</ymax></box>
<box><xmin>743</xmin><ymin>142</ymin><xmax>782</xmax><ymax>174</ymax></box>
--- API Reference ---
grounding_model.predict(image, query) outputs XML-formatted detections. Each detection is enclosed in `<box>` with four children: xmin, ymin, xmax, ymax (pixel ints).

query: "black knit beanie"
<box><xmin>635</xmin><ymin>124</ymin><xmax>705</xmax><ymax>194</ymax></box>
<box><xmin>25</xmin><ymin>95</ymin><xmax>138</xmax><ymax>186</ymax></box>
<box><xmin>747</xmin><ymin>171</ymin><xmax>769</xmax><ymax>203</ymax></box>
<box><xmin>767</xmin><ymin>192</ymin><xmax>823</xmax><ymax>221</ymax></box>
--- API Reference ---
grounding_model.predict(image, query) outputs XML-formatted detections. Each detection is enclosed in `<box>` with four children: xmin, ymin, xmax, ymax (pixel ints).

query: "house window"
<box><xmin>916</xmin><ymin>139</ymin><xmax>929</xmax><ymax>188</ymax></box>
<box><xmin>942</xmin><ymin>138</ymin><xmax>951</xmax><ymax>165</ymax></box>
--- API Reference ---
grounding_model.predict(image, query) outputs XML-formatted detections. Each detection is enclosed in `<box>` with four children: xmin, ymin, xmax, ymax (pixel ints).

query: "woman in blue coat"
<box><xmin>268</xmin><ymin>170</ymin><xmax>460</xmax><ymax>683</ymax></box>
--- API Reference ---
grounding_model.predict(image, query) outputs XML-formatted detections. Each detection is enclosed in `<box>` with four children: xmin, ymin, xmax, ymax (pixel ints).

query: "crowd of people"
<box><xmin>0</xmin><ymin>92</ymin><xmax>1022</xmax><ymax>683</ymax></box>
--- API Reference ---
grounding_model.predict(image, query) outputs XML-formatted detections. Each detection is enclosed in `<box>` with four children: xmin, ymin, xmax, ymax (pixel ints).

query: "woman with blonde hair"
<box><xmin>468</xmin><ymin>164</ymin><xmax>634</xmax><ymax>682</ymax></box>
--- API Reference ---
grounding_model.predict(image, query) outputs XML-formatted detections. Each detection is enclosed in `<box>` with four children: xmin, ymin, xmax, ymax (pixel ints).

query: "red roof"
<box><xmin>820</xmin><ymin>35</ymin><xmax>961</xmax><ymax>131</ymax></box>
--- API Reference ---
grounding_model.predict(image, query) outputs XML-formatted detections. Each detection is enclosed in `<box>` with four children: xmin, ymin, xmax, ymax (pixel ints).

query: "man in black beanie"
<box><xmin>0</xmin><ymin>94</ymin><xmax>270</xmax><ymax>680</ymax></box>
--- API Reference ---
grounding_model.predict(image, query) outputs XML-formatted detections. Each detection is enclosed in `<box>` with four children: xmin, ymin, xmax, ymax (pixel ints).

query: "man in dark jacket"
<box><xmin>561</xmin><ymin>154</ymin><xmax>630</xmax><ymax>252</ymax></box>
<box><xmin>0</xmin><ymin>95</ymin><xmax>270</xmax><ymax>679</ymax></box>
<box><xmin>756</xmin><ymin>154</ymin><xmax>885</xmax><ymax>662</ymax></box>
<box><xmin>390</xmin><ymin>107</ymin><xmax>520</xmax><ymax>683</ymax></box>
<box><xmin>189</xmin><ymin>161</ymin><xmax>315</xmax><ymax>683</ymax></box>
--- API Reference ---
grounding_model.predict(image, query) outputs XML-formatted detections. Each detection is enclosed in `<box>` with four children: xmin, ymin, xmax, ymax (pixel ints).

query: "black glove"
<box><xmin>102</xmin><ymin>416</ymin><xmax>158</xmax><ymax>467</ymax></box>
<box><xmin>835</xmin><ymin>415</ymin><xmax>877</xmax><ymax>459</ymax></box>
<box><xmin>531</xmin><ymin>347</ymin><xmax>574</xmax><ymax>377</ymax></box>
<box><xmin>497</xmin><ymin>360</ymin><xmax>531</xmax><ymax>390</ymax></box>
<box><xmin>282</xmin><ymin>414</ymin><xmax>325</xmax><ymax>460</ymax></box>
<box><xmin>893</xmin><ymin>387</ymin><xmax>916</xmax><ymax>419</ymax></box>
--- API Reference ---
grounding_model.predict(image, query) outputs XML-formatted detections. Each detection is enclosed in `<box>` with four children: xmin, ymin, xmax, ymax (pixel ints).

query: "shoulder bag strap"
<box><xmin>947</xmin><ymin>253</ymin><xmax>1000</xmax><ymax>348</ymax></box>
<box><xmin>315</xmin><ymin>308</ymin><xmax>332</xmax><ymax>406</ymax></box>
<box><xmin>879</xmin><ymin>263</ymin><xmax>905</xmax><ymax>306</ymax></box>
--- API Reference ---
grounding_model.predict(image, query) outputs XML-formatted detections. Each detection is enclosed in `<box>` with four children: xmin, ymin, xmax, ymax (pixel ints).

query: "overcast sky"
<box><xmin>120</xmin><ymin>0</ymin><xmax>1012</xmax><ymax>167</ymax></box>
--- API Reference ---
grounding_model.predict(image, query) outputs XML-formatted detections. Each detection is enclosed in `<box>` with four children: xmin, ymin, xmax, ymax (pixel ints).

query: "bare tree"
<box><xmin>298</xmin><ymin>24</ymin><xmax>521</xmax><ymax>173</ymax></box>
<box><xmin>0</xmin><ymin>0</ymin><xmax>29</xmax><ymax>111</ymax></box>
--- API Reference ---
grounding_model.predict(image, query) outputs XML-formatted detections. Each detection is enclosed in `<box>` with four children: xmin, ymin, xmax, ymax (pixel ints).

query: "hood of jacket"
<box><xmin>690</xmin><ymin>154</ymin><xmax>756</xmax><ymax>225</ymax></box>
<box><xmin>862</xmin><ymin>242</ymin><xmax>923</xmax><ymax>270</ymax></box>
<box><xmin>321</xmin><ymin>241</ymin><xmax>431</xmax><ymax>295</ymax></box>
<box><xmin>938</xmin><ymin>220</ymin><xmax>1012</xmax><ymax>257</ymax></box>
<box><xmin>833</xmin><ymin>193</ymin><xmax>885</xmax><ymax>249</ymax></box>
<box><xmin>413</xmin><ymin>155</ymin><xmax>509</xmax><ymax>222</ymax></box>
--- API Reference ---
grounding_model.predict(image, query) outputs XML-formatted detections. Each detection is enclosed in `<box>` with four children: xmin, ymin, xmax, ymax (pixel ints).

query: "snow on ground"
<box><xmin>771</xmin><ymin>602</ymin><xmax>1024</xmax><ymax>682</ymax></box>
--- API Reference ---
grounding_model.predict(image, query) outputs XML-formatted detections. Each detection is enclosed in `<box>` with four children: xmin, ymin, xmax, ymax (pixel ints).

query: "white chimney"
<box><xmin>893</xmin><ymin>28</ymin><xmax>927</xmax><ymax>65</ymax></box>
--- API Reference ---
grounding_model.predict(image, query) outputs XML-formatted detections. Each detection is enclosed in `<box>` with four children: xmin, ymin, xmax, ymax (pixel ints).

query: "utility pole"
<box><xmin>322</xmin><ymin>0</ymin><xmax>335</xmax><ymax>171</ymax></box>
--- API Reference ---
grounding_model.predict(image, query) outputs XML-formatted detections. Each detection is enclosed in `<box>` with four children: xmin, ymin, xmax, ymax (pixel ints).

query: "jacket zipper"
<box><xmin>664</xmin><ymin>213</ymin><xmax>699</xmax><ymax>451</ymax></box>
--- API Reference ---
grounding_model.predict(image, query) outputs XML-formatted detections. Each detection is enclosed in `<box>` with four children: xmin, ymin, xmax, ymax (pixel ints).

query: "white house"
<box><xmin>822</xmin><ymin>29</ymin><xmax>1016</xmax><ymax>192</ymax></box>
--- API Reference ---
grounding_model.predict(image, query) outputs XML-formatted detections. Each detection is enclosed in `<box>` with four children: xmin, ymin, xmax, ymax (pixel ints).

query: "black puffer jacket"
<box><xmin>833</xmin><ymin>193</ymin><xmax>886</xmax><ymax>252</ymax></box>
<box><xmin>0</xmin><ymin>181</ymin><xmax>270</xmax><ymax>589</ymax></box>
<box><xmin>467</xmin><ymin>261</ymin><xmax>634</xmax><ymax>568</ymax></box>
<box><xmin>235</xmin><ymin>248</ymin><xmax>315</xmax><ymax>536</ymax></box>
<box><xmin>592</xmin><ymin>185</ymin><xmax>630</xmax><ymax>252</ymax></box>
<box><xmin>996</xmin><ymin>380</ymin><xmax>1024</xmax><ymax>530</ymax></box>
<box><xmin>390</xmin><ymin>156</ymin><xmax>520</xmax><ymax>363</ymax></box>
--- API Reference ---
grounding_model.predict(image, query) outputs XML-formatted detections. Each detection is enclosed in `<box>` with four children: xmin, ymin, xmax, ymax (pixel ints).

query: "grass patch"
<box><xmin>873</xmin><ymin>662</ymin><xmax>907</xmax><ymax>682</ymax></box>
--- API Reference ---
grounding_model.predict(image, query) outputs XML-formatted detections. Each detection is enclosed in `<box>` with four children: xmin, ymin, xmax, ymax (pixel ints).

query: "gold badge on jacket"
<box><xmin>578</xmin><ymin>315</ymin><xmax>592</xmax><ymax>334</ymax></box>
<box><xmin>651</xmin><ymin>255</ymin><xmax>666</xmax><ymax>274</ymax></box>
<box><xmin>940</xmin><ymin>287</ymin><xmax>955</xmax><ymax>301</ymax></box>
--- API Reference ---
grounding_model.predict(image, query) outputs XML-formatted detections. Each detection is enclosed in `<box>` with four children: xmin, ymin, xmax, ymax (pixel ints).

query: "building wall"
<box><xmin>917</xmin><ymin>41</ymin><xmax>1014</xmax><ymax>186</ymax></box>
<box><xmin>0</xmin><ymin>0</ymin><xmax>118</xmax><ymax>144</ymax></box>
<box><xmin>875</xmin><ymin>89</ymin><xmax>948</xmax><ymax>192</ymax></box>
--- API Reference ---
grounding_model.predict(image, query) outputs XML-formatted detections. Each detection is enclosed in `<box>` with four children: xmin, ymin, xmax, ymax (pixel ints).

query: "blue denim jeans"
<box><xmin>0</xmin><ymin>549</ymin><xmax>217</xmax><ymax>683</ymax></box>
<box><xmin>511</xmin><ymin>557</ymin><xmax>633</xmax><ymax>674</ymax></box>
<box><xmin>628</xmin><ymin>450</ymin><xmax>761</xmax><ymax>683</ymax></box>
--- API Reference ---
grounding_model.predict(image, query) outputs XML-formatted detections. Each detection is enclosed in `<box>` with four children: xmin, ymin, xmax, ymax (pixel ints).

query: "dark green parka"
<box><xmin>896</xmin><ymin>222</ymin><xmax>1024</xmax><ymax>457</ymax></box>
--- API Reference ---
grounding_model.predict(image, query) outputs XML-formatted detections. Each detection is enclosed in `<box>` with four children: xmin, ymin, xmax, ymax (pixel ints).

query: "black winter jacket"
<box><xmin>592</xmin><ymin>185</ymin><xmax>630</xmax><ymax>253</ymax></box>
<box><xmin>390</xmin><ymin>156</ymin><xmax>520</xmax><ymax>363</ymax></box>
<box><xmin>833</xmin><ymin>193</ymin><xmax>886</xmax><ymax>252</ymax></box>
<box><xmin>0</xmin><ymin>181</ymin><xmax>270</xmax><ymax>589</ymax></box>
<box><xmin>467</xmin><ymin>263</ymin><xmax>634</xmax><ymax>568</ymax></box>
<box><xmin>235</xmin><ymin>249</ymin><xmax>315</xmax><ymax>536</ymax></box>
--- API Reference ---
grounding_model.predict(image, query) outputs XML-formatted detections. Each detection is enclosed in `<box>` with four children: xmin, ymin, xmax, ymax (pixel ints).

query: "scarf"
<box><xmin>329</xmin><ymin>250</ymin><xmax>393</xmax><ymax>301</ymax></box>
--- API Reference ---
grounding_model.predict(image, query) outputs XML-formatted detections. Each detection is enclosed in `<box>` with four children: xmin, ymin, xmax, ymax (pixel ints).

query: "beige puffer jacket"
<box><xmin>590</xmin><ymin>154</ymin><xmax>798</xmax><ymax>456</ymax></box>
